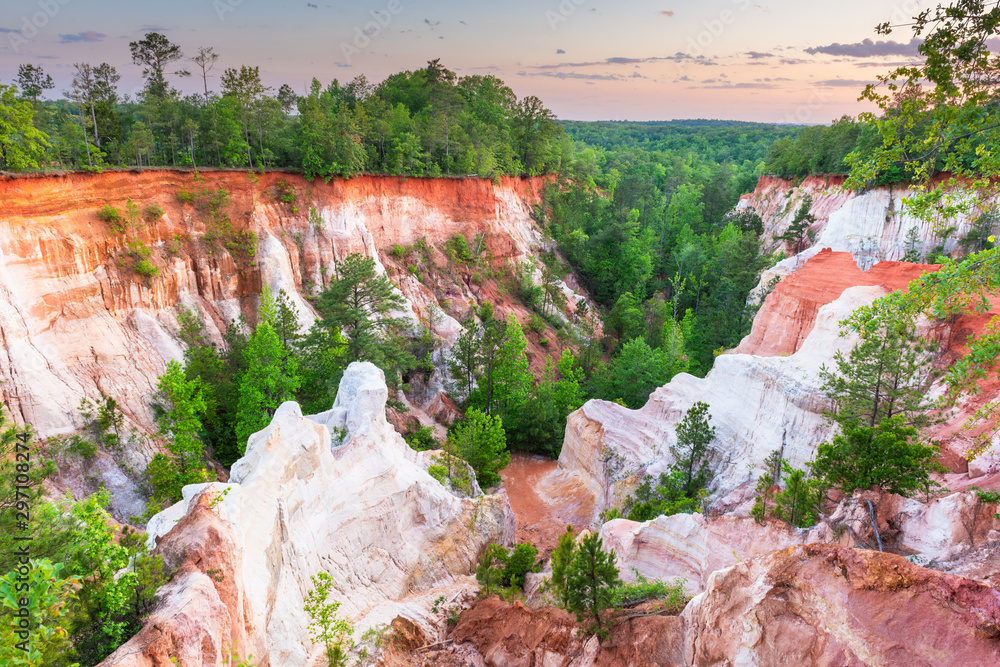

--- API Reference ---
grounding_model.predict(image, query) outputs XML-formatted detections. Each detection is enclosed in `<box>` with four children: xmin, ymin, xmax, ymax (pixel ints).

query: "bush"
<box><xmin>811</xmin><ymin>416</ymin><xmax>943</xmax><ymax>498</ymax></box>
<box><xmin>272</xmin><ymin>179</ymin><xmax>297</xmax><ymax>205</ymax></box>
<box><xmin>97</xmin><ymin>204</ymin><xmax>126</xmax><ymax>233</ymax></box>
<box><xmin>143</xmin><ymin>204</ymin><xmax>165</xmax><ymax>222</ymax></box>
<box><xmin>610</xmin><ymin>571</ymin><xmax>689</xmax><ymax>614</ymax></box>
<box><xmin>625</xmin><ymin>470</ymin><xmax>703</xmax><ymax>521</ymax></box>
<box><xmin>475</xmin><ymin>541</ymin><xmax>540</xmax><ymax>594</ymax></box>
<box><xmin>972</xmin><ymin>487</ymin><xmax>1000</xmax><ymax>504</ymax></box>
<box><xmin>404</xmin><ymin>424</ymin><xmax>439</xmax><ymax>451</ymax></box>
<box><xmin>502</xmin><ymin>543</ymin><xmax>540</xmax><ymax>588</ymax></box>
<box><xmin>96</xmin><ymin>204</ymin><xmax>123</xmax><ymax>223</ymax></box>
<box><xmin>134</xmin><ymin>259</ymin><xmax>160</xmax><ymax>278</ymax></box>
<box><xmin>528</xmin><ymin>313</ymin><xmax>547</xmax><ymax>335</ymax></box>
<box><xmin>447</xmin><ymin>234</ymin><xmax>475</xmax><ymax>262</ymax></box>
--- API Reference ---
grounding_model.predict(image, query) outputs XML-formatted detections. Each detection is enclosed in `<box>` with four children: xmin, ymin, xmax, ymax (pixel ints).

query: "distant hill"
<box><xmin>559</xmin><ymin>119</ymin><xmax>805</xmax><ymax>166</ymax></box>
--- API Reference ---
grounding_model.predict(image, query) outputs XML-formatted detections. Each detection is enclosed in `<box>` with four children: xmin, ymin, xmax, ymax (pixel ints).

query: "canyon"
<box><xmin>0</xmin><ymin>170</ymin><xmax>570</xmax><ymax>519</ymax></box>
<box><xmin>3</xmin><ymin>171</ymin><xmax>1000</xmax><ymax>665</ymax></box>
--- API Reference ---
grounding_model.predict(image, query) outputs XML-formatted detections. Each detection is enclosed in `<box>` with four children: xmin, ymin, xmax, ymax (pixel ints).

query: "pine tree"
<box><xmin>549</xmin><ymin>525</ymin><xmax>577</xmax><ymax>607</ymax></box>
<box><xmin>449</xmin><ymin>408</ymin><xmax>509</xmax><ymax>488</ymax></box>
<box><xmin>777</xmin><ymin>195</ymin><xmax>816</xmax><ymax>254</ymax></box>
<box><xmin>819</xmin><ymin>318</ymin><xmax>937</xmax><ymax>430</ymax></box>
<box><xmin>492</xmin><ymin>314</ymin><xmax>533</xmax><ymax>418</ymax></box>
<box><xmin>811</xmin><ymin>416</ymin><xmax>942</xmax><ymax>498</ymax></box>
<box><xmin>235</xmin><ymin>319</ymin><xmax>300</xmax><ymax>453</ymax></box>
<box><xmin>671</xmin><ymin>401</ymin><xmax>715</xmax><ymax>497</ymax></box>
<box><xmin>312</xmin><ymin>253</ymin><xmax>412</xmax><ymax>382</ymax></box>
<box><xmin>565</xmin><ymin>532</ymin><xmax>621</xmax><ymax>634</ymax></box>
<box><xmin>772</xmin><ymin>462</ymin><xmax>823</xmax><ymax>528</ymax></box>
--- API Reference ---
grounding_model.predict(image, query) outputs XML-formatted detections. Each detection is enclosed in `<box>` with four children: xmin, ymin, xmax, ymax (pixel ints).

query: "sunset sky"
<box><xmin>0</xmin><ymin>0</ymin><xmax>933</xmax><ymax>123</ymax></box>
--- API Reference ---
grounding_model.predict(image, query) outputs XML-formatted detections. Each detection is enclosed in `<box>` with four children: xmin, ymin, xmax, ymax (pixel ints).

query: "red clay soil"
<box><xmin>451</xmin><ymin>597</ymin><xmax>687</xmax><ymax>666</ymax></box>
<box><xmin>737</xmin><ymin>249</ymin><xmax>940</xmax><ymax>356</ymax></box>
<box><xmin>501</xmin><ymin>452</ymin><xmax>595</xmax><ymax>557</ymax></box>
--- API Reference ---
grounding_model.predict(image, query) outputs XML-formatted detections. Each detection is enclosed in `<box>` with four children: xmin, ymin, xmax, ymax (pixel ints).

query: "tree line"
<box><xmin>4</xmin><ymin>36</ymin><xmax>568</xmax><ymax>179</ymax></box>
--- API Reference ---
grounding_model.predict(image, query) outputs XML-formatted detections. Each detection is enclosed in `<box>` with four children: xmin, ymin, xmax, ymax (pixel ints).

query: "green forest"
<box><xmin>5</xmin><ymin>38</ymin><xmax>567</xmax><ymax>179</ymax></box>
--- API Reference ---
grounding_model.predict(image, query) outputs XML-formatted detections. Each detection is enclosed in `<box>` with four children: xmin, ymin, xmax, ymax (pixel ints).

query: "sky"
<box><xmin>0</xmin><ymin>0</ymin><xmax>936</xmax><ymax>123</ymax></box>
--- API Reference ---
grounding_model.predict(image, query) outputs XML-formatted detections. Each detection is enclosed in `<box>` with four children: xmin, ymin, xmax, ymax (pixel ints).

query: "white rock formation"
<box><xmin>599</xmin><ymin>514</ymin><xmax>824</xmax><ymax>595</ymax></box>
<box><xmin>739</xmin><ymin>176</ymin><xmax>986</xmax><ymax>276</ymax></box>
<box><xmin>134</xmin><ymin>362</ymin><xmax>515</xmax><ymax>666</ymax></box>
<box><xmin>557</xmin><ymin>285</ymin><xmax>889</xmax><ymax>517</ymax></box>
<box><xmin>600</xmin><ymin>488</ymin><xmax>1000</xmax><ymax>599</ymax></box>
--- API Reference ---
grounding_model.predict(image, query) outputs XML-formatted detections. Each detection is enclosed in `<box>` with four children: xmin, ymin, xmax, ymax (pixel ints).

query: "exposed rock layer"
<box><xmin>448</xmin><ymin>545</ymin><xmax>1000</xmax><ymax>666</ymax></box>
<box><xmin>0</xmin><ymin>170</ymin><xmax>549</xmax><ymax>442</ymax></box>
<box><xmin>99</xmin><ymin>362</ymin><xmax>515</xmax><ymax>667</ymax></box>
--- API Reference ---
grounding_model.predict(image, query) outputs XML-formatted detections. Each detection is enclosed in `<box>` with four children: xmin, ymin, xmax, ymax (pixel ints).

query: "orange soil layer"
<box><xmin>501</xmin><ymin>452</ymin><xmax>595</xmax><ymax>557</ymax></box>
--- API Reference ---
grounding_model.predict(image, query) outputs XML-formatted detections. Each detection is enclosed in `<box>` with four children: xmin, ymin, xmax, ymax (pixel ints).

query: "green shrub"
<box><xmin>143</xmin><ymin>204</ymin><xmax>165</xmax><ymax>222</ymax></box>
<box><xmin>404</xmin><ymin>424</ymin><xmax>439</xmax><ymax>451</ymax></box>
<box><xmin>529</xmin><ymin>313</ymin><xmax>546</xmax><ymax>335</ymax></box>
<box><xmin>447</xmin><ymin>234</ymin><xmax>474</xmax><ymax>262</ymax></box>
<box><xmin>610</xmin><ymin>570</ymin><xmax>689</xmax><ymax>614</ymax></box>
<box><xmin>502</xmin><ymin>543</ymin><xmax>540</xmax><ymax>588</ymax></box>
<box><xmin>273</xmin><ymin>179</ymin><xmax>297</xmax><ymax>205</ymax></box>
<box><xmin>127</xmin><ymin>240</ymin><xmax>152</xmax><ymax>260</ymax></box>
<box><xmin>134</xmin><ymin>259</ymin><xmax>159</xmax><ymax>278</ymax></box>
<box><xmin>97</xmin><ymin>204</ymin><xmax>123</xmax><ymax>224</ymax></box>
<box><xmin>97</xmin><ymin>204</ymin><xmax>127</xmax><ymax>233</ymax></box>
<box><xmin>427</xmin><ymin>464</ymin><xmax>448</xmax><ymax>486</ymax></box>
<box><xmin>475</xmin><ymin>541</ymin><xmax>540</xmax><ymax>594</ymax></box>
<box><xmin>973</xmin><ymin>487</ymin><xmax>1000</xmax><ymax>504</ymax></box>
<box><xmin>390</xmin><ymin>243</ymin><xmax>406</xmax><ymax>258</ymax></box>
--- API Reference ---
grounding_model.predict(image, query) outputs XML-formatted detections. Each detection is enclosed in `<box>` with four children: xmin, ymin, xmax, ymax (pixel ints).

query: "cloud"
<box><xmin>518</xmin><ymin>71</ymin><xmax>624</xmax><ymax>81</ymax></box>
<box><xmin>814</xmin><ymin>78</ymin><xmax>875</xmax><ymax>87</ymax></box>
<box><xmin>805</xmin><ymin>38</ymin><xmax>921</xmax><ymax>57</ymax></box>
<box><xmin>853</xmin><ymin>60</ymin><xmax>914</xmax><ymax>68</ymax></box>
<box><xmin>424</xmin><ymin>18</ymin><xmax>440</xmax><ymax>27</ymax></box>
<box><xmin>59</xmin><ymin>31</ymin><xmax>106</xmax><ymax>44</ymax></box>
<box><xmin>690</xmin><ymin>81</ymin><xmax>779</xmax><ymax>89</ymax></box>
<box><xmin>746</xmin><ymin>51</ymin><xmax>773</xmax><ymax>60</ymax></box>
<box><xmin>660</xmin><ymin>10</ymin><xmax>675</xmax><ymax>16</ymax></box>
<box><xmin>307</xmin><ymin>2</ymin><xmax>318</xmax><ymax>7</ymax></box>
<box><xmin>529</xmin><ymin>53</ymin><xmax>713</xmax><ymax>70</ymax></box>
<box><xmin>557</xmin><ymin>49</ymin><xmax>566</xmax><ymax>54</ymax></box>
<box><xmin>0</xmin><ymin>27</ymin><xmax>18</xmax><ymax>33</ymax></box>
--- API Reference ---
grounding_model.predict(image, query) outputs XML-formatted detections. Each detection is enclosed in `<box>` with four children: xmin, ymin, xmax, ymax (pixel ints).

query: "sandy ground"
<box><xmin>500</xmin><ymin>452</ymin><xmax>595</xmax><ymax>557</ymax></box>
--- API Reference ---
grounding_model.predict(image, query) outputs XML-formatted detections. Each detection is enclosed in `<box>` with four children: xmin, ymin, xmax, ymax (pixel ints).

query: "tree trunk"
<box><xmin>90</xmin><ymin>102</ymin><xmax>100</xmax><ymax>148</ymax></box>
<box><xmin>79</xmin><ymin>106</ymin><xmax>92</xmax><ymax>168</ymax></box>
